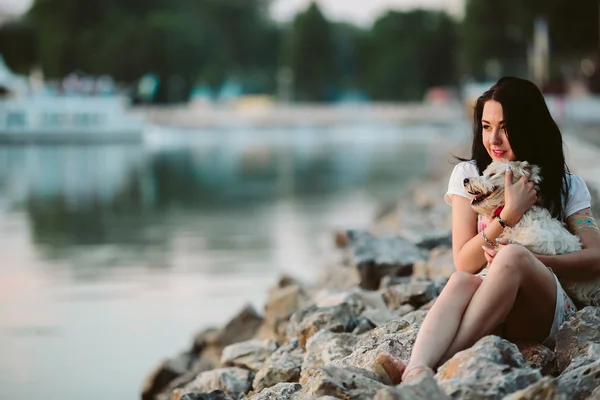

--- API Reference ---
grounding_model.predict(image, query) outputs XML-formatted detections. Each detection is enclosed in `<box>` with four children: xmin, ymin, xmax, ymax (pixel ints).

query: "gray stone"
<box><xmin>182</xmin><ymin>368</ymin><xmax>253</xmax><ymax>400</ymax></box>
<box><xmin>400</xmin><ymin>310</ymin><xmax>429</xmax><ymax>327</ymax></box>
<box><xmin>252</xmin><ymin>340</ymin><xmax>303</xmax><ymax>392</ymax></box>
<box><xmin>557</xmin><ymin>359</ymin><xmax>600</xmax><ymax>400</ymax></box>
<box><xmin>248</xmin><ymin>382</ymin><xmax>301</xmax><ymax>400</ymax></box>
<box><xmin>515</xmin><ymin>342</ymin><xmax>558</xmax><ymax>377</ymax></box>
<box><xmin>142</xmin><ymin>351</ymin><xmax>195</xmax><ymax>400</ymax></box>
<box><xmin>215</xmin><ymin>304</ymin><xmax>263</xmax><ymax>349</ymax></box>
<box><xmin>299</xmin><ymin>365</ymin><xmax>387</xmax><ymax>399</ymax></box>
<box><xmin>288</xmin><ymin>302</ymin><xmax>359</xmax><ymax>350</ymax></box>
<box><xmin>334</xmin><ymin>333</ymin><xmax>417</xmax><ymax>379</ymax></box>
<box><xmin>435</xmin><ymin>336</ymin><xmax>542</xmax><ymax>399</ymax></box>
<box><xmin>256</xmin><ymin>284</ymin><xmax>308</xmax><ymax>344</ymax></box>
<box><xmin>220</xmin><ymin>339</ymin><xmax>278</xmax><ymax>372</ymax></box>
<box><xmin>156</xmin><ymin>358</ymin><xmax>215</xmax><ymax>400</ymax></box>
<box><xmin>300</xmin><ymin>330</ymin><xmax>360</xmax><ymax>383</ymax></box>
<box><xmin>176</xmin><ymin>391</ymin><xmax>233</xmax><ymax>400</ymax></box>
<box><xmin>360</xmin><ymin>308</ymin><xmax>408</xmax><ymax>327</ymax></box>
<box><xmin>554</xmin><ymin>306</ymin><xmax>600</xmax><ymax>373</ymax></box>
<box><xmin>345</xmin><ymin>230</ymin><xmax>427</xmax><ymax>290</ymax></box>
<box><xmin>374</xmin><ymin>370</ymin><xmax>450</xmax><ymax>400</ymax></box>
<box><xmin>381</xmin><ymin>281</ymin><xmax>437</xmax><ymax>309</ymax></box>
<box><xmin>354</xmin><ymin>319</ymin><xmax>414</xmax><ymax>349</ymax></box>
<box><xmin>502</xmin><ymin>377</ymin><xmax>568</xmax><ymax>400</ymax></box>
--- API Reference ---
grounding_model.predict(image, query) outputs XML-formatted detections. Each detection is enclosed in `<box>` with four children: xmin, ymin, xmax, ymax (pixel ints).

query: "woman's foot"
<box><xmin>401</xmin><ymin>365</ymin><xmax>434</xmax><ymax>382</ymax></box>
<box><xmin>373</xmin><ymin>353</ymin><xmax>407</xmax><ymax>385</ymax></box>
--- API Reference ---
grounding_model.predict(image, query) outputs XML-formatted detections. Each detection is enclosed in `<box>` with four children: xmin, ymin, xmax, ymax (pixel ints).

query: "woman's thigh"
<box><xmin>487</xmin><ymin>245</ymin><xmax>557</xmax><ymax>342</ymax></box>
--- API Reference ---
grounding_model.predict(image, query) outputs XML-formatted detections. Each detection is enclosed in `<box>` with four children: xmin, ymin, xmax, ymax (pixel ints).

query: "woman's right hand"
<box><xmin>502</xmin><ymin>165</ymin><xmax>537</xmax><ymax>224</ymax></box>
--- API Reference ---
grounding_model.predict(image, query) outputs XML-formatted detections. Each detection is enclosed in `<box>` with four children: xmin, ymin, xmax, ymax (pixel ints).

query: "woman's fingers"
<box><xmin>505</xmin><ymin>165</ymin><xmax>514</xmax><ymax>186</ymax></box>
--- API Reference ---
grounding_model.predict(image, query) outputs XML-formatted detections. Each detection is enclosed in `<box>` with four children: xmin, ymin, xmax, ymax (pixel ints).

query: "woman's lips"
<box><xmin>492</xmin><ymin>150</ymin><xmax>506</xmax><ymax>158</ymax></box>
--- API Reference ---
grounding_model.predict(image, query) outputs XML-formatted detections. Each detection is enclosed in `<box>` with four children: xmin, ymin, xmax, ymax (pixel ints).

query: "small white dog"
<box><xmin>464</xmin><ymin>159</ymin><xmax>600</xmax><ymax>307</ymax></box>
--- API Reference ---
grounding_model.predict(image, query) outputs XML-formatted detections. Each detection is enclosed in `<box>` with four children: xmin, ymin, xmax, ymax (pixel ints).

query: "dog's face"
<box><xmin>464</xmin><ymin>160</ymin><xmax>541</xmax><ymax>217</ymax></box>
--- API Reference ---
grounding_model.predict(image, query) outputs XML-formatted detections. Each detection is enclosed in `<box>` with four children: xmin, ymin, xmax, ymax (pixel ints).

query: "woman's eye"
<box><xmin>483</xmin><ymin>125</ymin><xmax>491</xmax><ymax>131</ymax></box>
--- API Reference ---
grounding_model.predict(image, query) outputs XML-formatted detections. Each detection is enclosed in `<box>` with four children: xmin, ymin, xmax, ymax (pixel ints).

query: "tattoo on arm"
<box><xmin>566</xmin><ymin>208</ymin><xmax>600</xmax><ymax>235</ymax></box>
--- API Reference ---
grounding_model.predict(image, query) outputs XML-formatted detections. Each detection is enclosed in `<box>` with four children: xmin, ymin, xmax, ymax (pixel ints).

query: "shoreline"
<box><xmin>140</xmin><ymin>126</ymin><xmax>600</xmax><ymax>400</ymax></box>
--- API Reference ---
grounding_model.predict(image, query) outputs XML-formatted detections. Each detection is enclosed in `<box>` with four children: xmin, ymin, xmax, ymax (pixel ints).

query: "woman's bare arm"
<box><xmin>451</xmin><ymin>195</ymin><xmax>506</xmax><ymax>273</ymax></box>
<box><xmin>536</xmin><ymin>207</ymin><xmax>600</xmax><ymax>279</ymax></box>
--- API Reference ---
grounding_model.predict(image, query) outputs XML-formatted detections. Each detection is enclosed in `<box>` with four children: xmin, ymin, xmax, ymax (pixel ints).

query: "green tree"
<box><xmin>0</xmin><ymin>21</ymin><xmax>38</xmax><ymax>74</ymax></box>
<box><xmin>359</xmin><ymin>10</ymin><xmax>458</xmax><ymax>101</ymax></box>
<box><xmin>286</xmin><ymin>2</ymin><xmax>336</xmax><ymax>102</ymax></box>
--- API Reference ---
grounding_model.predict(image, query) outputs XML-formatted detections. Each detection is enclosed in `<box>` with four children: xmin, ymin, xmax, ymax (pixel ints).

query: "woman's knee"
<box><xmin>490</xmin><ymin>244</ymin><xmax>536</xmax><ymax>276</ymax></box>
<box><xmin>445</xmin><ymin>271</ymin><xmax>482</xmax><ymax>292</ymax></box>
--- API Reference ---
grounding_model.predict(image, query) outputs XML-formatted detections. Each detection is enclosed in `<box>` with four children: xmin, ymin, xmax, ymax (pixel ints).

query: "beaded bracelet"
<box><xmin>481</xmin><ymin>230</ymin><xmax>495</xmax><ymax>248</ymax></box>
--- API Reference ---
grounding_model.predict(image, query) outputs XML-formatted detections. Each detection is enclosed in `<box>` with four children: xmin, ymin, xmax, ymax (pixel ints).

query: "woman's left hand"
<box><xmin>482</xmin><ymin>245</ymin><xmax>498</xmax><ymax>264</ymax></box>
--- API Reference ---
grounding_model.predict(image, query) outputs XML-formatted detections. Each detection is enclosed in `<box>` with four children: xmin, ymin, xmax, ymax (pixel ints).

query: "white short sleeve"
<box><xmin>445</xmin><ymin>161</ymin><xmax>480</xmax><ymax>205</ymax></box>
<box><xmin>564</xmin><ymin>174</ymin><xmax>591</xmax><ymax>217</ymax></box>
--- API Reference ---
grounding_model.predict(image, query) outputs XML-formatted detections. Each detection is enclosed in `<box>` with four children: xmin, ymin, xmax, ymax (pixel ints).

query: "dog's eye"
<box><xmin>489</xmin><ymin>173</ymin><xmax>496</xmax><ymax>177</ymax></box>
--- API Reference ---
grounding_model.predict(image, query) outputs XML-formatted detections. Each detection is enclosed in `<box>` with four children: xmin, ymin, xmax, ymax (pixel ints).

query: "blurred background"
<box><xmin>0</xmin><ymin>0</ymin><xmax>598</xmax><ymax>399</ymax></box>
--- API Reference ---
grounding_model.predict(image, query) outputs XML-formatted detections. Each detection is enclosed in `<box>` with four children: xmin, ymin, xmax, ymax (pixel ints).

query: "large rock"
<box><xmin>334</xmin><ymin>332</ymin><xmax>418</xmax><ymax>378</ymax></box>
<box><xmin>142</xmin><ymin>352</ymin><xmax>196</xmax><ymax>400</ymax></box>
<box><xmin>175</xmin><ymin>391</ymin><xmax>233</xmax><ymax>400</ymax></box>
<box><xmin>435</xmin><ymin>336</ymin><xmax>542</xmax><ymax>399</ymax></box>
<box><xmin>215</xmin><ymin>304</ymin><xmax>264</xmax><ymax>349</ymax></box>
<box><xmin>192</xmin><ymin>305</ymin><xmax>264</xmax><ymax>366</ymax></box>
<box><xmin>374</xmin><ymin>370</ymin><xmax>450</xmax><ymax>400</ymax></box>
<box><xmin>515</xmin><ymin>342</ymin><xmax>557</xmax><ymax>377</ymax></box>
<box><xmin>177</xmin><ymin>368</ymin><xmax>253</xmax><ymax>400</ymax></box>
<box><xmin>353</xmin><ymin>319</ymin><xmax>415</xmax><ymax>350</ymax></box>
<box><xmin>314</xmin><ymin>288</ymin><xmax>388</xmax><ymax>313</ymax></box>
<box><xmin>381</xmin><ymin>280</ymin><xmax>437</xmax><ymax>309</ymax></box>
<box><xmin>252</xmin><ymin>340</ymin><xmax>304</xmax><ymax>392</ymax></box>
<box><xmin>220</xmin><ymin>339</ymin><xmax>278</xmax><ymax>372</ymax></box>
<box><xmin>400</xmin><ymin>310</ymin><xmax>429</xmax><ymax>327</ymax></box>
<box><xmin>256</xmin><ymin>284</ymin><xmax>308</xmax><ymax>344</ymax></box>
<box><xmin>287</xmin><ymin>302</ymin><xmax>359</xmax><ymax>350</ymax></box>
<box><xmin>554</xmin><ymin>306</ymin><xmax>600</xmax><ymax>373</ymax></box>
<box><xmin>557</xmin><ymin>359</ymin><xmax>600</xmax><ymax>399</ymax></box>
<box><xmin>300</xmin><ymin>330</ymin><xmax>360</xmax><ymax>383</ymax></box>
<box><xmin>299</xmin><ymin>365</ymin><xmax>387</xmax><ymax>399</ymax></box>
<box><xmin>248</xmin><ymin>382</ymin><xmax>302</xmax><ymax>400</ymax></box>
<box><xmin>413</xmin><ymin>245</ymin><xmax>455</xmax><ymax>281</ymax></box>
<box><xmin>156</xmin><ymin>358</ymin><xmax>216</xmax><ymax>400</ymax></box>
<box><xmin>359</xmin><ymin>308</ymin><xmax>412</xmax><ymax>327</ymax></box>
<box><xmin>345</xmin><ymin>230</ymin><xmax>427</xmax><ymax>290</ymax></box>
<box><xmin>502</xmin><ymin>377</ymin><xmax>568</xmax><ymax>400</ymax></box>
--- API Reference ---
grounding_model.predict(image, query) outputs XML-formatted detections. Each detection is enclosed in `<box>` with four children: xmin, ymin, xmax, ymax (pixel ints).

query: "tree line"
<box><xmin>0</xmin><ymin>0</ymin><xmax>598</xmax><ymax>102</ymax></box>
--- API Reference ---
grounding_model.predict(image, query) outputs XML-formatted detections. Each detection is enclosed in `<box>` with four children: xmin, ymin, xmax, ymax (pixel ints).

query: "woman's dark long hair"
<box><xmin>466</xmin><ymin>76</ymin><xmax>570</xmax><ymax>220</ymax></box>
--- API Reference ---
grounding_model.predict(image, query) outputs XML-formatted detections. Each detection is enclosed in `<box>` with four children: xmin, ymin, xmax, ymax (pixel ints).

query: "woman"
<box><xmin>375</xmin><ymin>77</ymin><xmax>600</xmax><ymax>384</ymax></box>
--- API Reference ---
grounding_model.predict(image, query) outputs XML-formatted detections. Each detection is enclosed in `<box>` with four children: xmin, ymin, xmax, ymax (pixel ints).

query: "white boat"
<box><xmin>0</xmin><ymin>55</ymin><xmax>146</xmax><ymax>144</ymax></box>
<box><xmin>0</xmin><ymin>96</ymin><xmax>146</xmax><ymax>144</ymax></box>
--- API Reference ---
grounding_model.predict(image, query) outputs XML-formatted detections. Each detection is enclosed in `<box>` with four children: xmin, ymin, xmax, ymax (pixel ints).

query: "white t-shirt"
<box><xmin>445</xmin><ymin>161</ymin><xmax>591</xmax><ymax>219</ymax></box>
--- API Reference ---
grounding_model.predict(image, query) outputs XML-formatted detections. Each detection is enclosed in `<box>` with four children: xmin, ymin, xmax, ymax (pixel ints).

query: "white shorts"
<box><xmin>549</xmin><ymin>273</ymin><xmax>577</xmax><ymax>338</ymax></box>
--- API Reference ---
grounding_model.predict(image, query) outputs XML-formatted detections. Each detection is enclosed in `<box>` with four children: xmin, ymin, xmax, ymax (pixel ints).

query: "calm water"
<box><xmin>0</xmin><ymin>122</ymin><xmax>468</xmax><ymax>400</ymax></box>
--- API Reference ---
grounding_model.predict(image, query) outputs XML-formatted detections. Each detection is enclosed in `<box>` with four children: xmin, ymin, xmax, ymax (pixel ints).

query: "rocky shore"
<box><xmin>140</xmin><ymin>131</ymin><xmax>600</xmax><ymax>400</ymax></box>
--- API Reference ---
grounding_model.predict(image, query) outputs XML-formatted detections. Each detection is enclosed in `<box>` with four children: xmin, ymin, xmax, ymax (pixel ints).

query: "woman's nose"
<box><xmin>490</xmin><ymin>129</ymin><xmax>502</xmax><ymax>144</ymax></box>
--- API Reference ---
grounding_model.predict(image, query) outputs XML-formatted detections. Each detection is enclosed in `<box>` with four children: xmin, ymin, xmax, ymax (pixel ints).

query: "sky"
<box><xmin>270</xmin><ymin>0</ymin><xmax>465</xmax><ymax>26</ymax></box>
<box><xmin>1</xmin><ymin>0</ymin><xmax>464</xmax><ymax>25</ymax></box>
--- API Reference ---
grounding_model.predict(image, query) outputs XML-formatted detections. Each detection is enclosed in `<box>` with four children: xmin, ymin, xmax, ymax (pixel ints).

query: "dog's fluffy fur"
<box><xmin>465</xmin><ymin>159</ymin><xmax>600</xmax><ymax>306</ymax></box>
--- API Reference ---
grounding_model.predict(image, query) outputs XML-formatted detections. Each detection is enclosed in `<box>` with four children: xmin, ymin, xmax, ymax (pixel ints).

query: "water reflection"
<box><xmin>0</xmin><ymin>123</ymin><xmax>467</xmax><ymax>400</ymax></box>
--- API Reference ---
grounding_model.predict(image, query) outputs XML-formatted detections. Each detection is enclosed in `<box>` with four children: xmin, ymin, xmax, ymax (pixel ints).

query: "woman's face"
<box><xmin>482</xmin><ymin>100</ymin><xmax>516</xmax><ymax>161</ymax></box>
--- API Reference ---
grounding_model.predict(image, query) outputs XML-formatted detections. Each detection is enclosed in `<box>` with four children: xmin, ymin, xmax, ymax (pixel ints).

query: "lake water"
<box><xmin>0</xmin><ymin>121</ymin><xmax>469</xmax><ymax>400</ymax></box>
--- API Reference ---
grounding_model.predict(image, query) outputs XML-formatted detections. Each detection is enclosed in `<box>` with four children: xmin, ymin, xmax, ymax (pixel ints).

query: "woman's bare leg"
<box><xmin>438</xmin><ymin>245</ymin><xmax>557</xmax><ymax>364</ymax></box>
<box><xmin>376</xmin><ymin>271</ymin><xmax>482</xmax><ymax>383</ymax></box>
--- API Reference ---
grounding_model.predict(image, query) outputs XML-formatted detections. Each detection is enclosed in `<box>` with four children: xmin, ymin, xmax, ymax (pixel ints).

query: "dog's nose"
<box><xmin>463</xmin><ymin>178</ymin><xmax>469</xmax><ymax>186</ymax></box>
